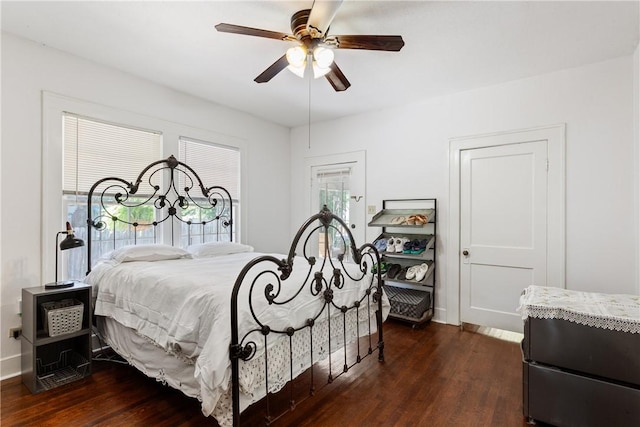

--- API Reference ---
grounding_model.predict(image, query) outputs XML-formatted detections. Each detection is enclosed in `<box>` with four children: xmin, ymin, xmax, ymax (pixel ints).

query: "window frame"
<box><xmin>179</xmin><ymin>136</ymin><xmax>241</xmax><ymax>247</ymax></box>
<box><xmin>42</xmin><ymin>92</ymin><xmax>247</xmax><ymax>284</ymax></box>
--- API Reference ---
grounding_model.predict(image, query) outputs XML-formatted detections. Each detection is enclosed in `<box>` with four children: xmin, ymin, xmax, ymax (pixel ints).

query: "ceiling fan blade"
<box><xmin>331</xmin><ymin>35</ymin><xmax>405</xmax><ymax>51</ymax></box>
<box><xmin>324</xmin><ymin>62</ymin><xmax>351</xmax><ymax>92</ymax></box>
<box><xmin>307</xmin><ymin>0</ymin><xmax>343</xmax><ymax>37</ymax></box>
<box><xmin>254</xmin><ymin>54</ymin><xmax>290</xmax><ymax>83</ymax></box>
<box><xmin>215</xmin><ymin>23</ymin><xmax>296</xmax><ymax>41</ymax></box>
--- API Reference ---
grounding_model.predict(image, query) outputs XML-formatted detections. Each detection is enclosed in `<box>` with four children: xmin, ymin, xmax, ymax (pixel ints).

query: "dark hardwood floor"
<box><xmin>1</xmin><ymin>320</ymin><xmax>535</xmax><ymax>426</ymax></box>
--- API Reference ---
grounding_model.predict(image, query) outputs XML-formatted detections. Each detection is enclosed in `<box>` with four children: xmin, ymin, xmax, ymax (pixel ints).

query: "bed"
<box><xmin>83</xmin><ymin>155</ymin><xmax>389</xmax><ymax>426</ymax></box>
<box><xmin>518</xmin><ymin>286</ymin><xmax>640</xmax><ymax>426</ymax></box>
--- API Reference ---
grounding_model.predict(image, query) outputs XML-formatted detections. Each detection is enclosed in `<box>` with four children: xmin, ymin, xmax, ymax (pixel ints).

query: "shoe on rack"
<box><xmin>415</xmin><ymin>263</ymin><xmax>430</xmax><ymax>282</ymax></box>
<box><xmin>420</xmin><ymin>238</ymin><xmax>428</xmax><ymax>248</ymax></box>
<box><xmin>407</xmin><ymin>239</ymin><xmax>422</xmax><ymax>254</ymax></box>
<box><xmin>390</xmin><ymin>216</ymin><xmax>406</xmax><ymax>225</ymax></box>
<box><xmin>387</xmin><ymin>263</ymin><xmax>401</xmax><ymax>279</ymax></box>
<box><xmin>402</xmin><ymin>241</ymin><xmax>413</xmax><ymax>254</ymax></box>
<box><xmin>371</xmin><ymin>262</ymin><xmax>388</xmax><ymax>274</ymax></box>
<box><xmin>397</xmin><ymin>266</ymin><xmax>409</xmax><ymax>281</ymax></box>
<box><xmin>386</xmin><ymin>237</ymin><xmax>395</xmax><ymax>252</ymax></box>
<box><xmin>394</xmin><ymin>237</ymin><xmax>408</xmax><ymax>253</ymax></box>
<box><xmin>374</xmin><ymin>238</ymin><xmax>387</xmax><ymax>252</ymax></box>
<box><xmin>405</xmin><ymin>265</ymin><xmax>419</xmax><ymax>280</ymax></box>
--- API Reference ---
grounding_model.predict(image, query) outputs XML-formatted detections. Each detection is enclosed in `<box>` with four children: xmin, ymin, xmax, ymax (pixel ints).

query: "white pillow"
<box><xmin>187</xmin><ymin>241</ymin><xmax>254</xmax><ymax>258</ymax></box>
<box><xmin>107</xmin><ymin>244</ymin><xmax>192</xmax><ymax>263</ymax></box>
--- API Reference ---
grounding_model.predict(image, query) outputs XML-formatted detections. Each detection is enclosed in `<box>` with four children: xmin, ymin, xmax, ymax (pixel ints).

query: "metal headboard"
<box><xmin>85</xmin><ymin>155</ymin><xmax>233</xmax><ymax>273</ymax></box>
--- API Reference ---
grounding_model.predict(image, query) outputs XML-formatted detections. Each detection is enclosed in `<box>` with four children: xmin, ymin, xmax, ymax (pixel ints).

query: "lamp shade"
<box><xmin>59</xmin><ymin>221</ymin><xmax>84</xmax><ymax>250</ymax></box>
<box><xmin>60</xmin><ymin>234</ymin><xmax>84</xmax><ymax>250</ymax></box>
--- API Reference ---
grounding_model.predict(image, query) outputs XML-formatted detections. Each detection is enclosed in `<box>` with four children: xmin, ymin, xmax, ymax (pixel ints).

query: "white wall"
<box><xmin>0</xmin><ymin>33</ymin><xmax>291</xmax><ymax>378</ymax></box>
<box><xmin>291</xmin><ymin>55</ymin><xmax>637</xmax><ymax>322</ymax></box>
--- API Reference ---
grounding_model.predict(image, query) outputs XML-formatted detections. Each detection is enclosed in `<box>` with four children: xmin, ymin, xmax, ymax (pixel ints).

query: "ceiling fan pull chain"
<box><xmin>308</xmin><ymin>75</ymin><xmax>312</xmax><ymax>149</ymax></box>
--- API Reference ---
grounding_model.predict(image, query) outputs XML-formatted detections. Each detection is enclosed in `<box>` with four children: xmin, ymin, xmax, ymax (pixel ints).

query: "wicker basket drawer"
<box><xmin>41</xmin><ymin>299</ymin><xmax>84</xmax><ymax>337</ymax></box>
<box><xmin>384</xmin><ymin>285</ymin><xmax>431</xmax><ymax>319</ymax></box>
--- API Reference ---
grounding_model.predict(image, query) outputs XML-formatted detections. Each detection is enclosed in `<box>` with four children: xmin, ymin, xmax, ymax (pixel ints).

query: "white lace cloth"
<box><xmin>518</xmin><ymin>286</ymin><xmax>640</xmax><ymax>334</ymax></box>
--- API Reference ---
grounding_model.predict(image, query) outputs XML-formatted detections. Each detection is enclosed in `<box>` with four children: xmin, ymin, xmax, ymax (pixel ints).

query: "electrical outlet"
<box><xmin>367</xmin><ymin>205</ymin><xmax>377</xmax><ymax>214</ymax></box>
<box><xmin>9</xmin><ymin>327</ymin><xmax>22</xmax><ymax>339</ymax></box>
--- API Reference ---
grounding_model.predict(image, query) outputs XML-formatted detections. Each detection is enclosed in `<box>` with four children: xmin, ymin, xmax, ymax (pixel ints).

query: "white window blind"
<box><xmin>63</xmin><ymin>114</ymin><xmax>162</xmax><ymax>194</ymax></box>
<box><xmin>179</xmin><ymin>137</ymin><xmax>240</xmax><ymax>200</ymax></box>
<box><xmin>315</xmin><ymin>167</ymin><xmax>352</xmax><ymax>182</ymax></box>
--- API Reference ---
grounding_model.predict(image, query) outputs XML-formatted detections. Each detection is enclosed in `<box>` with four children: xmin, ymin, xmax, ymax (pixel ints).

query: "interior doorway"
<box><xmin>448</xmin><ymin>125</ymin><xmax>565</xmax><ymax>332</ymax></box>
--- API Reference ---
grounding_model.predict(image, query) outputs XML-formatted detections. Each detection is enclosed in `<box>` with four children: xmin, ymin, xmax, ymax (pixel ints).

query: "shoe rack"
<box><xmin>368</xmin><ymin>198</ymin><xmax>436</xmax><ymax>326</ymax></box>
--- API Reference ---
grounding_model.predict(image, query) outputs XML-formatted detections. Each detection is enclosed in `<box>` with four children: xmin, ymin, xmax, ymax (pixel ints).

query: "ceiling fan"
<box><xmin>215</xmin><ymin>0</ymin><xmax>404</xmax><ymax>92</ymax></box>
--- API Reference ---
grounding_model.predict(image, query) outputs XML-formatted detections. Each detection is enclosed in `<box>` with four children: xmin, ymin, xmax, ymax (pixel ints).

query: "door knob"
<box><xmin>462</xmin><ymin>250</ymin><xmax>469</xmax><ymax>256</ymax></box>
<box><xmin>350</xmin><ymin>224</ymin><xmax>356</xmax><ymax>229</ymax></box>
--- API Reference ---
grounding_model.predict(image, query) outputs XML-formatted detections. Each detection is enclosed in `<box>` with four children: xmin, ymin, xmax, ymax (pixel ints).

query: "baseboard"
<box><xmin>433</xmin><ymin>306</ymin><xmax>446</xmax><ymax>323</ymax></box>
<box><xmin>0</xmin><ymin>354</ymin><xmax>21</xmax><ymax>381</ymax></box>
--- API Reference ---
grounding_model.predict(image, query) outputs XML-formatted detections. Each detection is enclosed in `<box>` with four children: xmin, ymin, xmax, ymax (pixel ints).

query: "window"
<box><xmin>314</xmin><ymin>166</ymin><xmax>353</xmax><ymax>260</ymax></box>
<box><xmin>44</xmin><ymin>94</ymin><xmax>245</xmax><ymax>285</ymax></box>
<box><xmin>178</xmin><ymin>137</ymin><xmax>241</xmax><ymax>246</ymax></box>
<box><xmin>62</xmin><ymin>113</ymin><xmax>162</xmax><ymax>279</ymax></box>
<box><xmin>60</xmin><ymin>115</ymin><xmax>243</xmax><ymax>279</ymax></box>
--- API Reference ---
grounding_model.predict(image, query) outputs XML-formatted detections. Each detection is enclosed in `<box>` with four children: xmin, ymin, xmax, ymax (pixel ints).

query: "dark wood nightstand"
<box><xmin>21</xmin><ymin>282</ymin><xmax>92</xmax><ymax>393</ymax></box>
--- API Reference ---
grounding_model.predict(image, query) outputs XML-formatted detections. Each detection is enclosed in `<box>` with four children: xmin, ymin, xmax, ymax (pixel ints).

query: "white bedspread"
<box><xmin>86</xmin><ymin>252</ymin><xmax>388</xmax><ymax>421</ymax></box>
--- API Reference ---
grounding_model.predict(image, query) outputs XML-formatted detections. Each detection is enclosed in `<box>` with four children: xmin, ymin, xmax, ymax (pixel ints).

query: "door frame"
<box><xmin>447</xmin><ymin>124</ymin><xmax>566</xmax><ymax>326</ymax></box>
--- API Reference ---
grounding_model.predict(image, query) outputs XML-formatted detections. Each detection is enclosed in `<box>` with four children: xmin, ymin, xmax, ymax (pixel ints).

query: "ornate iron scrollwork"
<box><xmin>85</xmin><ymin>155</ymin><xmax>233</xmax><ymax>273</ymax></box>
<box><xmin>323</xmin><ymin>288</ymin><xmax>334</xmax><ymax>303</ymax></box>
<box><xmin>229</xmin><ymin>342</ymin><xmax>257</xmax><ymax>362</ymax></box>
<box><xmin>313</xmin><ymin>271</ymin><xmax>324</xmax><ymax>294</ymax></box>
<box><xmin>229</xmin><ymin>205</ymin><xmax>385</xmax><ymax>427</ymax></box>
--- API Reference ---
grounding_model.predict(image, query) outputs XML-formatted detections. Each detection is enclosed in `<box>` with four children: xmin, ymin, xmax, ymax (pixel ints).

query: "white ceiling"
<box><xmin>2</xmin><ymin>1</ymin><xmax>639</xmax><ymax>128</ymax></box>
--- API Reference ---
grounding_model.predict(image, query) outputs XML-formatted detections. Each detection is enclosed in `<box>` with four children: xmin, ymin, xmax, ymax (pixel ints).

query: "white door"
<box><xmin>460</xmin><ymin>140</ymin><xmax>548</xmax><ymax>332</ymax></box>
<box><xmin>309</xmin><ymin>155</ymin><xmax>365</xmax><ymax>260</ymax></box>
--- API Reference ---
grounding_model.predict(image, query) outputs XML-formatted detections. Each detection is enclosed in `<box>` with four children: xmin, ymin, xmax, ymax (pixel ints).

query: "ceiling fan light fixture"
<box><xmin>313</xmin><ymin>46</ymin><xmax>334</xmax><ymax>68</ymax></box>
<box><xmin>287</xmin><ymin>63</ymin><xmax>306</xmax><ymax>78</ymax></box>
<box><xmin>286</xmin><ymin>45</ymin><xmax>307</xmax><ymax>68</ymax></box>
<box><xmin>312</xmin><ymin>62</ymin><xmax>332</xmax><ymax>79</ymax></box>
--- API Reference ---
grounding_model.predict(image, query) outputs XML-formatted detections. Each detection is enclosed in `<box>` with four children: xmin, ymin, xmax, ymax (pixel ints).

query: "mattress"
<box><xmin>87</xmin><ymin>250</ymin><xmax>389</xmax><ymax>426</ymax></box>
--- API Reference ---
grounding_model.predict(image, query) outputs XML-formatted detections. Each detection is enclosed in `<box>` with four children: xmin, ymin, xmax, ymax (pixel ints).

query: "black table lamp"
<box><xmin>45</xmin><ymin>221</ymin><xmax>85</xmax><ymax>289</ymax></box>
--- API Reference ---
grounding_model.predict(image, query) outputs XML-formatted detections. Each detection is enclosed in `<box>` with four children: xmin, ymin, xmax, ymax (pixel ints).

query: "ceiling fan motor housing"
<box><xmin>291</xmin><ymin>9</ymin><xmax>312</xmax><ymax>39</ymax></box>
<box><xmin>291</xmin><ymin>9</ymin><xmax>325</xmax><ymax>54</ymax></box>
